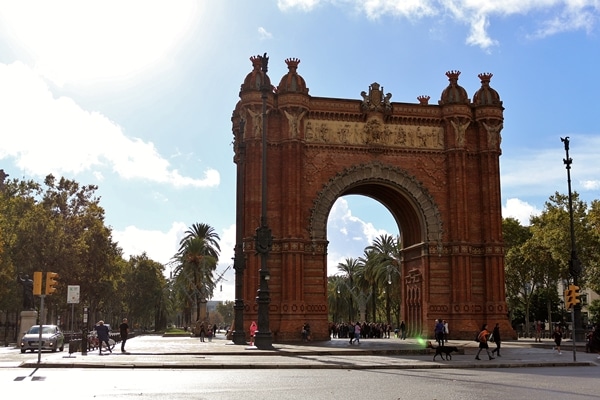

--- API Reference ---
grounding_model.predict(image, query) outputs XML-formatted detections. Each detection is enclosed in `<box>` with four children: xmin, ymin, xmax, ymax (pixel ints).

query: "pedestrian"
<box><xmin>199</xmin><ymin>322</ymin><xmax>206</xmax><ymax>342</ymax></box>
<box><xmin>552</xmin><ymin>325</ymin><xmax>562</xmax><ymax>355</ymax></box>
<box><xmin>207</xmin><ymin>328</ymin><xmax>213</xmax><ymax>342</ymax></box>
<box><xmin>434</xmin><ymin>319</ymin><xmax>445</xmax><ymax>346</ymax></box>
<box><xmin>96</xmin><ymin>320</ymin><xmax>111</xmax><ymax>355</ymax></box>
<box><xmin>400</xmin><ymin>320</ymin><xmax>406</xmax><ymax>340</ymax></box>
<box><xmin>535</xmin><ymin>320</ymin><xmax>542</xmax><ymax>342</ymax></box>
<box><xmin>249</xmin><ymin>321</ymin><xmax>257</xmax><ymax>346</ymax></box>
<box><xmin>590</xmin><ymin>322</ymin><xmax>600</xmax><ymax>360</ymax></box>
<box><xmin>353</xmin><ymin>322</ymin><xmax>361</xmax><ymax>344</ymax></box>
<box><xmin>490</xmin><ymin>323</ymin><xmax>501</xmax><ymax>357</ymax></box>
<box><xmin>301</xmin><ymin>322</ymin><xmax>311</xmax><ymax>341</ymax></box>
<box><xmin>443</xmin><ymin>320</ymin><xmax>449</xmax><ymax>343</ymax></box>
<box><xmin>475</xmin><ymin>323</ymin><xmax>494</xmax><ymax>360</ymax></box>
<box><xmin>119</xmin><ymin>318</ymin><xmax>129</xmax><ymax>353</ymax></box>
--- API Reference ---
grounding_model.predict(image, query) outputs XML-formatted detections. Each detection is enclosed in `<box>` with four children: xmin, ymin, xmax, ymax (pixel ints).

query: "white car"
<box><xmin>20</xmin><ymin>325</ymin><xmax>65</xmax><ymax>353</ymax></box>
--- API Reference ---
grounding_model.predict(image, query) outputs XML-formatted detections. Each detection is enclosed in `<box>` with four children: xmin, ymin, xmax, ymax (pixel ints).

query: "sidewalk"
<box><xmin>3</xmin><ymin>334</ymin><xmax>598</xmax><ymax>370</ymax></box>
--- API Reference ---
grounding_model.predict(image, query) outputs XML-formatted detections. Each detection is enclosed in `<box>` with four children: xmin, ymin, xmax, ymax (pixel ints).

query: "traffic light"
<box><xmin>45</xmin><ymin>272</ymin><xmax>59</xmax><ymax>295</ymax></box>
<box><xmin>564</xmin><ymin>284</ymin><xmax>581</xmax><ymax>309</ymax></box>
<box><xmin>32</xmin><ymin>271</ymin><xmax>42</xmax><ymax>296</ymax></box>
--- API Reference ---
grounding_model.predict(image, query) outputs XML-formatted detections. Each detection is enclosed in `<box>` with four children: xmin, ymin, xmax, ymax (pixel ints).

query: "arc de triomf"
<box><xmin>231</xmin><ymin>55</ymin><xmax>511</xmax><ymax>342</ymax></box>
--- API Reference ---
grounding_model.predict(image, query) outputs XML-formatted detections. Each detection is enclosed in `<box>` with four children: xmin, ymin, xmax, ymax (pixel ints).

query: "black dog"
<box><xmin>426</xmin><ymin>341</ymin><xmax>459</xmax><ymax>361</ymax></box>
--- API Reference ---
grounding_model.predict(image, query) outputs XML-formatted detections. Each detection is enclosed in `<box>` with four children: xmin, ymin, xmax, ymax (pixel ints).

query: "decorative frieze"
<box><xmin>304</xmin><ymin>119</ymin><xmax>444</xmax><ymax>149</ymax></box>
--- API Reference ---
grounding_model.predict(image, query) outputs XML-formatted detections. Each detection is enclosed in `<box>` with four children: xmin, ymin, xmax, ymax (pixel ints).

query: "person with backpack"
<box><xmin>475</xmin><ymin>323</ymin><xmax>494</xmax><ymax>360</ymax></box>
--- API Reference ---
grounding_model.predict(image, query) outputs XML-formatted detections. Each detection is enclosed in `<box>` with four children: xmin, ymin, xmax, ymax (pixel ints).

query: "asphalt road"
<box><xmin>3</xmin><ymin>365</ymin><xmax>599</xmax><ymax>400</ymax></box>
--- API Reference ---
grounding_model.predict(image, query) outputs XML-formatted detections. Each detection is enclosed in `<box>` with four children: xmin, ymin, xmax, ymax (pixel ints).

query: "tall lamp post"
<box><xmin>254</xmin><ymin>53</ymin><xmax>273</xmax><ymax>349</ymax></box>
<box><xmin>231</xmin><ymin>117</ymin><xmax>247</xmax><ymax>345</ymax></box>
<box><xmin>560</xmin><ymin>136</ymin><xmax>584</xmax><ymax>342</ymax></box>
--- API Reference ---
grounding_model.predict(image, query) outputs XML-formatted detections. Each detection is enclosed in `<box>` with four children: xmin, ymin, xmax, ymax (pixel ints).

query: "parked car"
<box><xmin>20</xmin><ymin>325</ymin><xmax>65</xmax><ymax>353</ymax></box>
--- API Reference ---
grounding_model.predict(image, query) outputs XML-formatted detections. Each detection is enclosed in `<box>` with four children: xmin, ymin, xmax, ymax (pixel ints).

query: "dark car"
<box><xmin>20</xmin><ymin>324</ymin><xmax>65</xmax><ymax>353</ymax></box>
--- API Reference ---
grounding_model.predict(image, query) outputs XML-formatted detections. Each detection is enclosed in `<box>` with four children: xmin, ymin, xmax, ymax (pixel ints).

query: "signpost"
<box><xmin>67</xmin><ymin>285</ymin><xmax>80</xmax><ymax>333</ymax></box>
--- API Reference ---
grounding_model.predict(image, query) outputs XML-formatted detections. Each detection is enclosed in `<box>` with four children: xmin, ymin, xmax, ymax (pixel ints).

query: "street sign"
<box><xmin>67</xmin><ymin>285</ymin><xmax>80</xmax><ymax>304</ymax></box>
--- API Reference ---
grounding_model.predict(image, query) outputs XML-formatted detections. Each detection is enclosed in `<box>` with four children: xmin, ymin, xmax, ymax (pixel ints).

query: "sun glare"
<box><xmin>1</xmin><ymin>1</ymin><xmax>201</xmax><ymax>86</ymax></box>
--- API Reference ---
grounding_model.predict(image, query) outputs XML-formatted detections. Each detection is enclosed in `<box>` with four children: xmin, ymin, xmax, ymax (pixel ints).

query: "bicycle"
<box><xmin>88</xmin><ymin>333</ymin><xmax>115</xmax><ymax>351</ymax></box>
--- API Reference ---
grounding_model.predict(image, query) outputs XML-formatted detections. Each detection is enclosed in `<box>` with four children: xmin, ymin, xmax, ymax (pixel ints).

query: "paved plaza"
<box><xmin>2</xmin><ymin>333</ymin><xmax>598</xmax><ymax>370</ymax></box>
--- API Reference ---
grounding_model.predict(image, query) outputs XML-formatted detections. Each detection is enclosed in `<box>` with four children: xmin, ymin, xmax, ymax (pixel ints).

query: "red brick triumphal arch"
<box><xmin>231</xmin><ymin>55</ymin><xmax>512</xmax><ymax>342</ymax></box>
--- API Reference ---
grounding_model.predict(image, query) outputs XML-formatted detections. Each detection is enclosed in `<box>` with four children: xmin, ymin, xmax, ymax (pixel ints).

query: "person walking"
<box><xmin>434</xmin><ymin>319</ymin><xmax>445</xmax><ymax>346</ymax></box>
<box><xmin>535</xmin><ymin>320</ymin><xmax>542</xmax><ymax>342</ymax></box>
<box><xmin>552</xmin><ymin>325</ymin><xmax>563</xmax><ymax>355</ymax></box>
<box><xmin>96</xmin><ymin>320</ymin><xmax>111</xmax><ymax>355</ymax></box>
<box><xmin>400</xmin><ymin>320</ymin><xmax>407</xmax><ymax>340</ymax></box>
<box><xmin>119</xmin><ymin>318</ymin><xmax>129</xmax><ymax>353</ymax></box>
<box><xmin>589</xmin><ymin>322</ymin><xmax>600</xmax><ymax>359</ymax></box>
<box><xmin>353</xmin><ymin>322</ymin><xmax>361</xmax><ymax>345</ymax></box>
<box><xmin>490</xmin><ymin>323</ymin><xmax>502</xmax><ymax>357</ymax></box>
<box><xmin>249</xmin><ymin>321</ymin><xmax>257</xmax><ymax>346</ymax></box>
<box><xmin>443</xmin><ymin>320</ymin><xmax>449</xmax><ymax>343</ymax></box>
<box><xmin>475</xmin><ymin>323</ymin><xmax>494</xmax><ymax>360</ymax></box>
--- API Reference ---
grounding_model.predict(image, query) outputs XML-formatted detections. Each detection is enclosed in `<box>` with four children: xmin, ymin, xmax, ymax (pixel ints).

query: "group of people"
<box><xmin>329</xmin><ymin>321</ymin><xmax>407</xmax><ymax>340</ymax></box>
<box><xmin>475</xmin><ymin>323</ymin><xmax>501</xmax><ymax>360</ymax></box>
<box><xmin>433</xmin><ymin>319</ymin><xmax>449</xmax><ymax>346</ymax></box>
<box><xmin>194</xmin><ymin>321</ymin><xmax>218</xmax><ymax>342</ymax></box>
<box><xmin>94</xmin><ymin>318</ymin><xmax>130</xmax><ymax>355</ymax></box>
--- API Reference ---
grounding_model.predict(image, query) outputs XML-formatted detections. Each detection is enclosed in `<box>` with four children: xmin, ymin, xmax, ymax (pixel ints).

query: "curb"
<box><xmin>20</xmin><ymin>360</ymin><xmax>595</xmax><ymax>370</ymax></box>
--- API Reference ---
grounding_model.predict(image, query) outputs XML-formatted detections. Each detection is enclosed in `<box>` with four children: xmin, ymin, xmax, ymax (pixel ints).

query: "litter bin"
<box><xmin>68</xmin><ymin>339</ymin><xmax>81</xmax><ymax>354</ymax></box>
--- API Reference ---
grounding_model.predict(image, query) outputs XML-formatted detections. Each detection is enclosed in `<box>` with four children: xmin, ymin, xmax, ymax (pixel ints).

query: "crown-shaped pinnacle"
<box><xmin>250</xmin><ymin>55</ymin><xmax>262</xmax><ymax>70</ymax></box>
<box><xmin>417</xmin><ymin>95</ymin><xmax>430</xmax><ymax>105</ymax></box>
<box><xmin>285</xmin><ymin>58</ymin><xmax>301</xmax><ymax>71</ymax></box>
<box><xmin>445</xmin><ymin>70</ymin><xmax>461</xmax><ymax>83</ymax></box>
<box><xmin>478</xmin><ymin>72</ymin><xmax>493</xmax><ymax>85</ymax></box>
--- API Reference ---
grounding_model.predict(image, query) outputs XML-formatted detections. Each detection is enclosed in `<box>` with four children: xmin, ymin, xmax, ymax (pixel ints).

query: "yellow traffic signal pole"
<box><xmin>37</xmin><ymin>294</ymin><xmax>45</xmax><ymax>364</ymax></box>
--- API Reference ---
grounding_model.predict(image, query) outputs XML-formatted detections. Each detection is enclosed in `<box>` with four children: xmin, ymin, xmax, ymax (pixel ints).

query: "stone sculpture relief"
<box><xmin>304</xmin><ymin>119</ymin><xmax>443</xmax><ymax>149</ymax></box>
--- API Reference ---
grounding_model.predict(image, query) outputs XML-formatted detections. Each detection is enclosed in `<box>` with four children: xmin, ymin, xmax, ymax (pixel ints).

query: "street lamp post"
<box><xmin>232</xmin><ymin>118</ymin><xmax>247</xmax><ymax>345</ymax></box>
<box><xmin>561</xmin><ymin>136</ymin><xmax>584</xmax><ymax>343</ymax></box>
<box><xmin>254</xmin><ymin>53</ymin><xmax>273</xmax><ymax>349</ymax></box>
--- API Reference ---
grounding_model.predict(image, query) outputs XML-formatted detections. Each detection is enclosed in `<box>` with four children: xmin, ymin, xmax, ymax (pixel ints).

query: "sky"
<box><xmin>1</xmin><ymin>0</ymin><xmax>599</xmax><ymax>302</ymax></box>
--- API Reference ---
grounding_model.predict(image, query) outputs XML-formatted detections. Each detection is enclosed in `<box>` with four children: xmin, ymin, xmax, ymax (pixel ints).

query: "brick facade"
<box><xmin>231</xmin><ymin>56</ymin><xmax>512</xmax><ymax>341</ymax></box>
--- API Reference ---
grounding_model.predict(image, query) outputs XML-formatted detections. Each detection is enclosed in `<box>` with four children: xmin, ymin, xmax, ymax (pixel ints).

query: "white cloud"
<box><xmin>0</xmin><ymin>61</ymin><xmax>219</xmax><ymax>188</ymax></box>
<box><xmin>258</xmin><ymin>27</ymin><xmax>273</xmax><ymax>40</ymax></box>
<box><xmin>326</xmin><ymin>198</ymin><xmax>390</xmax><ymax>275</ymax></box>
<box><xmin>277</xmin><ymin>0</ymin><xmax>600</xmax><ymax>49</ymax></box>
<box><xmin>0</xmin><ymin>0</ymin><xmax>200</xmax><ymax>87</ymax></box>
<box><xmin>278</xmin><ymin>0</ymin><xmax>321</xmax><ymax>12</ymax></box>
<box><xmin>502</xmin><ymin>198</ymin><xmax>541</xmax><ymax>226</ymax></box>
<box><xmin>582</xmin><ymin>180</ymin><xmax>600</xmax><ymax>190</ymax></box>
<box><xmin>113</xmin><ymin>222</ymin><xmax>188</xmax><ymax>266</ymax></box>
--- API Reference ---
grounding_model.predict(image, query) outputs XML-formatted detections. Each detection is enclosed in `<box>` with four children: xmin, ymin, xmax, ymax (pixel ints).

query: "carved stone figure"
<box><xmin>451</xmin><ymin>118</ymin><xmax>470</xmax><ymax>147</ymax></box>
<box><xmin>482</xmin><ymin>121</ymin><xmax>503</xmax><ymax>148</ymax></box>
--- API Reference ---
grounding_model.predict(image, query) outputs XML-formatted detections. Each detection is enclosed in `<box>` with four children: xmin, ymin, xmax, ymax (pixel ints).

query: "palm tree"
<box><xmin>337</xmin><ymin>258</ymin><xmax>361</xmax><ymax>322</ymax></box>
<box><xmin>358</xmin><ymin>249</ymin><xmax>380</xmax><ymax>322</ymax></box>
<box><xmin>172</xmin><ymin>223</ymin><xmax>221</xmax><ymax>322</ymax></box>
<box><xmin>367</xmin><ymin>234</ymin><xmax>403</xmax><ymax>325</ymax></box>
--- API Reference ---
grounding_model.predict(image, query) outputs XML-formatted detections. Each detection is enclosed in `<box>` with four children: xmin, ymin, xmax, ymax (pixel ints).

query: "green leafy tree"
<box><xmin>122</xmin><ymin>253</ymin><xmax>167</xmax><ymax>330</ymax></box>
